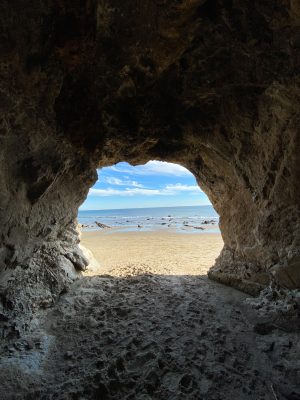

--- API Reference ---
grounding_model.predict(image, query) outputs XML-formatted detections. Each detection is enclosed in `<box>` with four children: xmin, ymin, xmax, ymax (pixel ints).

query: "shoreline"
<box><xmin>81</xmin><ymin>225</ymin><xmax>220</xmax><ymax>234</ymax></box>
<box><xmin>78</xmin><ymin>205</ymin><xmax>220</xmax><ymax>234</ymax></box>
<box><xmin>79</xmin><ymin>222</ymin><xmax>220</xmax><ymax>234</ymax></box>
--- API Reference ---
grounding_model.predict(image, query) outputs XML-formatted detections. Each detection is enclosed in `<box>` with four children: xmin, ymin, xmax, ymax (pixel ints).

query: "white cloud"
<box><xmin>103</xmin><ymin>176</ymin><xmax>145</xmax><ymax>188</ymax></box>
<box><xmin>104</xmin><ymin>177</ymin><xmax>122</xmax><ymax>185</ymax></box>
<box><xmin>89</xmin><ymin>183</ymin><xmax>202</xmax><ymax>197</ymax></box>
<box><xmin>164</xmin><ymin>184</ymin><xmax>201</xmax><ymax>193</ymax></box>
<box><xmin>90</xmin><ymin>188</ymin><xmax>160</xmax><ymax>197</ymax></box>
<box><xmin>107</xmin><ymin>161</ymin><xmax>192</xmax><ymax>177</ymax></box>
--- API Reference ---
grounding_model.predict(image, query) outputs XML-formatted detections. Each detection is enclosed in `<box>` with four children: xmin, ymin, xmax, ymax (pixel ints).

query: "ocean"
<box><xmin>78</xmin><ymin>205</ymin><xmax>219</xmax><ymax>234</ymax></box>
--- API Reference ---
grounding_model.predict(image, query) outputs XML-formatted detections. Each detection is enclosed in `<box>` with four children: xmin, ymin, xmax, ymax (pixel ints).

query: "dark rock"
<box><xmin>25</xmin><ymin>339</ymin><xmax>35</xmax><ymax>350</ymax></box>
<box><xmin>95</xmin><ymin>222</ymin><xmax>111</xmax><ymax>229</ymax></box>
<box><xmin>253</xmin><ymin>323</ymin><xmax>274</xmax><ymax>335</ymax></box>
<box><xmin>64</xmin><ymin>351</ymin><xmax>74</xmax><ymax>359</ymax></box>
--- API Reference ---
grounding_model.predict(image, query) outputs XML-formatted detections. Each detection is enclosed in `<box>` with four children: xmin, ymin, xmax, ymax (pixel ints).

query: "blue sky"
<box><xmin>79</xmin><ymin>161</ymin><xmax>212</xmax><ymax>210</ymax></box>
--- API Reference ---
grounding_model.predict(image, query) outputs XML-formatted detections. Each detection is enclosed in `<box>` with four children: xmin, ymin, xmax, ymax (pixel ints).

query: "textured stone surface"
<box><xmin>0</xmin><ymin>0</ymin><xmax>299</xmax><ymax>333</ymax></box>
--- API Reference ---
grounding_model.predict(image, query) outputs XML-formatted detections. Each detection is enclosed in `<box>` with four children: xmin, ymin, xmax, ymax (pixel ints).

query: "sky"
<box><xmin>79</xmin><ymin>161</ymin><xmax>212</xmax><ymax>210</ymax></box>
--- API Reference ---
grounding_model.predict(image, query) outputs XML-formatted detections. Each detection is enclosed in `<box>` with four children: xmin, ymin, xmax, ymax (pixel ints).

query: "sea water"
<box><xmin>78</xmin><ymin>205</ymin><xmax>219</xmax><ymax>233</ymax></box>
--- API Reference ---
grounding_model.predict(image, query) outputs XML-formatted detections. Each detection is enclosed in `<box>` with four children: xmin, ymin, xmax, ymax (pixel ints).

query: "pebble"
<box><xmin>25</xmin><ymin>339</ymin><xmax>35</xmax><ymax>350</ymax></box>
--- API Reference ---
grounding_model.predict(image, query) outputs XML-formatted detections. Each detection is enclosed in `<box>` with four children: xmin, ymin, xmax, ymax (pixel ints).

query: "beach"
<box><xmin>16</xmin><ymin>227</ymin><xmax>296</xmax><ymax>399</ymax></box>
<box><xmin>2</xmin><ymin>228</ymin><xmax>298</xmax><ymax>399</ymax></box>
<box><xmin>81</xmin><ymin>229</ymin><xmax>224</xmax><ymax>277</ymax></box>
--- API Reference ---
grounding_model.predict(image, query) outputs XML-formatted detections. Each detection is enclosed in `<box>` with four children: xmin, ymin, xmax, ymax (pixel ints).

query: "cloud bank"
<box><xmin>104</xmin><ymin>161</ymin><xmax>192</xmax><ymax>177</ymax></box>
<box><xmin>103</xmin><ymin>177</ymin><xmax>145</xmax><ymax>188</ymax></box>
<box><xmin>89</xmin><ymin>184</ymin><xmax>201</xmax><ymax>197</ymax></box>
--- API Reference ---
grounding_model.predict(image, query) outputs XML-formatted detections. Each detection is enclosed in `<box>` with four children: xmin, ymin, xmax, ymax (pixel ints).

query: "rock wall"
<box><xmin>0</xmin><ymin>0</ymin><xmax>299</xmax><ymax>333</ymax></box>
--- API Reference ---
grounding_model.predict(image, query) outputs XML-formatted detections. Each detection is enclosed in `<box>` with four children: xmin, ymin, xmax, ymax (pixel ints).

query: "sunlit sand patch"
<box><xmin>81</xmin><ymin>230</ymin><xmax>224</xmax><ymax>277</ymax></box>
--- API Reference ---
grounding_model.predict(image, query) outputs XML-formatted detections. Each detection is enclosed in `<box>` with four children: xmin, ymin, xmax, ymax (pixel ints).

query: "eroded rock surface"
<box><xmin>0</xmin><ymin>1</ymin><xmax>299</xmax><ymax>333</ymax></box>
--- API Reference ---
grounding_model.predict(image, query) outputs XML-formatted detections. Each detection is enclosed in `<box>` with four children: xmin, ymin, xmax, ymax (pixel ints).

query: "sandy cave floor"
<box><xmin>0</xmin><ymin>231</ymin><xmax>299</xmax><ymax>400</ymax></box>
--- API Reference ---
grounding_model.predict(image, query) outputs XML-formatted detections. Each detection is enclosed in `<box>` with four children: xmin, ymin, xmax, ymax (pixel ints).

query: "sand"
<box><xmin>81</xmin><ymin>230</ymin><xmax>224</xmax><ymax>276</ymax></box>
<box><xmin>1</xmin><ymin>230</ymin><xmax>299</xmax><ymax>399</ymax></box>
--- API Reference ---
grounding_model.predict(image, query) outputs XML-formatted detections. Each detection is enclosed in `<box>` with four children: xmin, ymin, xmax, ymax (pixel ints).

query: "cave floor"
<box><xmin>1</xmin><ymin>272</ymin><xmax>300</xmax><ymax>400</ymax></box>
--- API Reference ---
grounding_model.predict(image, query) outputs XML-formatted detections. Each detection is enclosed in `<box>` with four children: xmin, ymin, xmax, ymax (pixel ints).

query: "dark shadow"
<box><xmin>1</xmin><ymin>273</ymin><xmax>299</xmax><ymax>400</ymax></box>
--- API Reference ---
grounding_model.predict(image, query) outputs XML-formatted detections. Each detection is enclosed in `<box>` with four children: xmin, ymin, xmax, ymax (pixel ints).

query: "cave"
<box><xmin>0</xmin><ymin>1</ymin><xmax>300</xmax><ymax>398</ymax></box>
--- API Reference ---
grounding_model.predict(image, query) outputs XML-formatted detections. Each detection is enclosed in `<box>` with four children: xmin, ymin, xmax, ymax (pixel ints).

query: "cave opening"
<box><xmin>77</xmin><ymin>161</ymin><xmax>223</xmax><ymax>278</ymax></box>
<box><xmin>1</xmin><ymin>1</ymin><xmax>300</xmax><ymax>397</ymax></box>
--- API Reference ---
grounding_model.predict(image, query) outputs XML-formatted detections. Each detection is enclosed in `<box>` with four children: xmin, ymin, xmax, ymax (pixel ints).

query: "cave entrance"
<box><xmin>77</xmin><ymin>161</ymin><xmax>223</xmax><ymax>277</ymax></box>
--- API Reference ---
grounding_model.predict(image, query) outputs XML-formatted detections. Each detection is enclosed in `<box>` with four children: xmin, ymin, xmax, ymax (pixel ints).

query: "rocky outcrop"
<box><xmin>0</xmin><ymin>0</ymin><xmax>299</xmax><ymax>333</ymax></box>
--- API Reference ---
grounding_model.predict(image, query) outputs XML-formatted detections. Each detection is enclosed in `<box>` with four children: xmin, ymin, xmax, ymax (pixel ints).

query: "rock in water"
<box><xmin>95</xmin><ymin>222</ymin><xmax>111</xmax><ymax>229</ymax></box>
